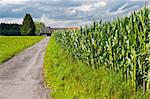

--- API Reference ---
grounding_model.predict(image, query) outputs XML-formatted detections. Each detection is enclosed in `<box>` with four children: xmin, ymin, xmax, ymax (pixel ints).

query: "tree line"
<box><xmin>0</xmin><ymin>14</ymin><xmax>45</xmax><ymax>36</ymax></box>
<box><xmin>0</xmin><ymin>23</ymin><xmax>21</xmax><ymax>36</ymax></box>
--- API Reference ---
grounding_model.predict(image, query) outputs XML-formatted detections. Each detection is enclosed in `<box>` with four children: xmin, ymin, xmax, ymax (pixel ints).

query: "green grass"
<box><xmin>0</xmin><ymin>36</ymin><xmax>44</xmax><ymax>64</ymax></box>
<box><xmin>44</xmin><ymin>35</ymin><xmax>149</xmax><ymax>99</ymax></box>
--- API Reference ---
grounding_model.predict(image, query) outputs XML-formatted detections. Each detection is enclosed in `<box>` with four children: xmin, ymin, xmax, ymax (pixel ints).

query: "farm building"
<box><xmin>40</xmin><ymin>27</ymin><xmax>53</xmax><ymax>36</ymax></box>
<box><xmin>40</xmin><ymin>27</ymin><xmax>79</xmax><ymax>36</ymax></box>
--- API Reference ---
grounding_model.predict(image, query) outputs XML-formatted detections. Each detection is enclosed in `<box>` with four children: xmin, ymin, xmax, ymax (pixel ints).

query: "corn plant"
<box><xmin>54</xmin><ymin>8</ymin><xmax>150</xmax><ymax>92</ymax></box>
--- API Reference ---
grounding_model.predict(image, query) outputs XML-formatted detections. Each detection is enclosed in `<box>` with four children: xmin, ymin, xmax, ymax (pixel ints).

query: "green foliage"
<box><xmin>55</xmin><ymin>8</ymin><xmax>150</xmax><ymax>93</ymax></box>
<box><xmin>0</xmin><ymin>36</ymin><xmax>44</xmax><ymax>64</ymax></box>
<box><xmin>44</xmin><ymin>36</ymin><xmax>149</xmax><ymax>99</ymax></box>
<box><xmin>35</xmin><ymin>22</ymin><xmax>45</xmax><ymax>35</ymax></box>
<box><xmin>0</xmin><ymin>23</ymin><xmax>21</xmax><ymax>36</ymax></box>
<box><xmin>21</xmin><ymin>14</ymin><xmax>36</xmax><ymax>36</ymax></box>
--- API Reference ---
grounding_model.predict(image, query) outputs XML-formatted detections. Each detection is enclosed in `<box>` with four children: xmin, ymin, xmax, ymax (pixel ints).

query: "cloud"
<box><xmin>106</xmin><ymin>0</ymin><xmax>146</xmax><ymax>19</ymax></box>
<box><xmin>0</xmin><ymin>0</ymin><xmax>149</xmax><ymax>27</ymax></box>
<box><xmin>118</xmin><ymin>3</ymin><xmax>129</xmax><ymax>10</ymax></box>
<box><xmin>66</xmin><ymin>1</ymin><xmax>106</xmax><ymax>14</ymax></box>
<box><xmin>0</xmin><ymin>18</ymin><xmax>23</xmax><ymax>24</ymax></box>
<box><xmin>0</xmin><ymin>0</ymin><xmax>29</xmax><ymax>5</ymax></box>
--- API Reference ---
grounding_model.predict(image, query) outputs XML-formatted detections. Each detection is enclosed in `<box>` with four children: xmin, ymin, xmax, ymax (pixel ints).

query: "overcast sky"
<box><xmin>0</xmin><ymin>0</ymin><xmax>149</xmax><ymax>27</ymax></box>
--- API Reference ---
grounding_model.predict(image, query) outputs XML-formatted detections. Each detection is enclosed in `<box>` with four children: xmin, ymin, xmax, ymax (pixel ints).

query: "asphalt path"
<box><xmin>0</xmin><ymin>37</ymin><xmax>50</xmax><ymax>99</ymax></box>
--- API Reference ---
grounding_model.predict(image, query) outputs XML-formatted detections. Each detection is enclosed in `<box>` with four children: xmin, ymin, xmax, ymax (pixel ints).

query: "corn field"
<box><xmin>54</xmin><ymin>8</ymin><xmax>150</xmax><ymax>93</ymax></box>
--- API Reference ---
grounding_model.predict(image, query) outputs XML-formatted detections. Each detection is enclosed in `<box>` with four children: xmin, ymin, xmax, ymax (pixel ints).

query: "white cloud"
<box><xmin>0</xmin><ymin>18</ymin><xmax>23</xmax><ymax>24</ymax></box>
<box><xmin>107</xmin><ymin>2</ymin><xmax>141</xmax><ymax>17</ymax></box>
<box><xmin>78</xmin><ymin>1</ymin><xmax>106</xmax><ymax>12</ymax></box>
<box><xmin>38</xmin><ymin>14</ymin><xmax>81</xmax><ymax>27</ymax></box>
<box><xmin>118</xmin><ymin>3</ymin><xmax>128</xmax><ymax>10</ymax></box>
<box><xmin>66</xmin><ymin>0</ymin><xmax>107</xmax><ymax>15</ymax></box>
<box><xmin>131</xmin><ymin>0</ymin><xmax>144</xmax><ymax>1</ymax></box>
<box><xmin>77</xmin><ymin>4</ymin><xmax>94</xmax><ymax>12</ymax></box>
<box><xmin>0</xmin><ymin>0</ymin><xmax>29</xmax><ymax>5</ymax></box>
<box><xmin>94</xmin><ymin>1</ymin><xmax>107</xmax><ymax>8</ymax></box>
<box><xmin>19</xmin><ymin>14</ymin><xmax>90</xmax><ymax>27</ymax></box>
<box><xmin>12</xmin><ymin>7</ymin><xmax>25</xmax><ymax>12</ymax></box>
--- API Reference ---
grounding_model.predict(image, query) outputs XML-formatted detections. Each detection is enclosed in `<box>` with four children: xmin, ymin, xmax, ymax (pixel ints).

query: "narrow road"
<box><xmin>0</xmin><ymin>37</ymin><xmax>50</xmax><ymax>99</ymax></box>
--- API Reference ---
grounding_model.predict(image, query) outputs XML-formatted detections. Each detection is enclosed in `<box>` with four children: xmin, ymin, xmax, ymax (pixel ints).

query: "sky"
<box><xmin>0</xmin><ymin>0</ymin><xmax>150</xmax><ymax>27</ymax></box>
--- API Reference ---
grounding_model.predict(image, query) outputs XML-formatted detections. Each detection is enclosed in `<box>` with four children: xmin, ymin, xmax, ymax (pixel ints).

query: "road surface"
<box><xmin>0</xmin><ymin>37</ymin><xmax>50</xmax><ymax>99</ymax></box>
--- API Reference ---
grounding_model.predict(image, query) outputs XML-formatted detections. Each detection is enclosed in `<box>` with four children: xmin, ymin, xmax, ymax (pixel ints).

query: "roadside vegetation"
<box><xmin>44</xmin><ymin>36</ymin><xmax>149</xmax><ymax>99</ymax></box>
<box><xmin>0</xmin><ymin>36</ymin><xmax>44</xmax><ymax>64</ymax></box>
<box><xmin>44</xmin><ymin>7</ymin><xmax>150</xmax><ymax>98</ymax></box>
<box><xmin>35</xmin><ymin>22</ymin><xmax>45</xmax><ymax>35</ymax></box>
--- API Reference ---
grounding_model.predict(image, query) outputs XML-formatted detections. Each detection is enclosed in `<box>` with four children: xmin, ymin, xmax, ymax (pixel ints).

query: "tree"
<box><xmin>35</xmin><ymin>22</ymin><xmax>45</xmax><ymax>35</ymax></box>
<box><xmin>0</xmin><ymin>23</ymin><xmax>21</xmax><ymax>36</ymax></box>
<box><xmin>21</xmin><ymin>13</ymin><xmax>36</xmax><ymax>36</ymax></box>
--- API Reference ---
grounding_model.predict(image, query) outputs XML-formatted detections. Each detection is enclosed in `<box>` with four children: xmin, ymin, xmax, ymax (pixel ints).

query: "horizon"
<box><xmin>0</xmin><ymin>0</ymin><xmax>150</xmax><ymax>27</ymax></box>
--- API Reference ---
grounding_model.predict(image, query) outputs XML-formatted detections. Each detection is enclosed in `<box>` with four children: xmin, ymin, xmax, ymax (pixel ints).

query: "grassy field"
<box><xmin>44</xmin><ymin>36</ymin><xmax>149</xmax><ymax>99</ymax></box>
<box><xmin>0</xmin><ymin>36</ymin><xmax>44</xmax><ymax>64</ymax></box>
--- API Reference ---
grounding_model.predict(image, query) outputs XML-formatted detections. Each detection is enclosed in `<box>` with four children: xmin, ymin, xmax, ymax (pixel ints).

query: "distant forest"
<box><xmin>0</xmin><ymin>23</ymin><xmax>21</xmax><ymax>36</ymax></box>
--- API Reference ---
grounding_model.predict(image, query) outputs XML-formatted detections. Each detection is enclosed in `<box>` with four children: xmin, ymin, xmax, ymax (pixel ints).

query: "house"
<box><xmin>40</xmin><ymin>26</ymin><xmax>80</xmax><ymax>36</ymax></box>
<box><xmin>40</xmin><ymin>27</ymin><xmax>53</xmax><ymax>36</ymax></box>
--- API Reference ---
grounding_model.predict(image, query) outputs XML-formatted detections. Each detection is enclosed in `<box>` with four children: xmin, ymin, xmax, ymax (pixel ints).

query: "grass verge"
<box><xmin>44</xmin><ymin>35</ymin><xmax>149</xmax><ymax>99</ymax></box>
<box><xmin>0</xmin><ymin>36</ymin><xmax>44</xmax><ymax>64</ymax></box>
